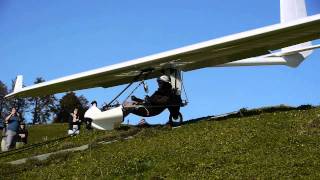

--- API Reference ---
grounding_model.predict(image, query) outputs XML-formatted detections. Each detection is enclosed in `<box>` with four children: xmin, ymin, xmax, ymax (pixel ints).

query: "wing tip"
<box><xmin>5</xmin><ymin>92</ymin><xmax>16</xmax><ymax>99</ymax></box>
<box><xmin>4</xmin><ymin>75</ymin><xmax>24</xmax><ymax>99</ymax></box>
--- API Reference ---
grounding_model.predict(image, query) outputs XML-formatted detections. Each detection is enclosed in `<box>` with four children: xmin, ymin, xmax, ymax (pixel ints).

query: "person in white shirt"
<box><xmin>68</xmin><ymin>108</ymin><xmax>80</xmax><ymax>135</ymax></box>
<box><xmin>84</xmin><ymin>101</ymin><xmax>101</xmax><ymax>130</ymax></box>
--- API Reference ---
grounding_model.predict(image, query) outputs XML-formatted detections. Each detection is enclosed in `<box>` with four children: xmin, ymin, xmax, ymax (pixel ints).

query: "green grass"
<box><xmin>1</xmin><ymin>106</ymin><xmax>320</xmax><ymax>179</ymax></box>
<box><xmin>27</xmin><ymin>123</ymin><xmax>67</xmax><ymax>143</ymax></box>
<box><xmin>0</xmin><ymin>123</ymin><xmax>139</xmax><ymax>163</ymax></box>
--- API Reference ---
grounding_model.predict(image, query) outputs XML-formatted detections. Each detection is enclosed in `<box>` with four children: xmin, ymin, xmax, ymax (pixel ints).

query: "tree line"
<box><xmin>0</xmin><ymin>77</ymin><xmax>90</xmax><ymax>124</ymax></box>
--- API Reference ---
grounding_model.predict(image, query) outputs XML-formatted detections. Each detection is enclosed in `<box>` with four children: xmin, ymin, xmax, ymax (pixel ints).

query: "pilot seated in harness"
<box><xmin>122</xmin><ymin>75</ymin><xmax>182</xmax><ymax>122</ymax></box>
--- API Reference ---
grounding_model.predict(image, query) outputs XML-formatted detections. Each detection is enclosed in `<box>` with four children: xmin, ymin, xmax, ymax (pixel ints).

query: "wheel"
<box><xmin>169</xmin><ymin>112</ymin><xmax>183</xmax><ymax>125</ymax></box>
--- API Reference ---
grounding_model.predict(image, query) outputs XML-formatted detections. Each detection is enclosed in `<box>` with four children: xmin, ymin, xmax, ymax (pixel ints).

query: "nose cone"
<box><xmin>86</xmin><ymin>106</ymin><xmax>124</xmax><ymax>130</ymax></box>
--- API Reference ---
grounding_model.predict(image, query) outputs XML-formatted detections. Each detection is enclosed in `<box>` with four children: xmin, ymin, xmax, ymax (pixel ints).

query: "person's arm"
<box><xmin>5</xmin><ymin>113</ymin><xmax>13</xmax><ymax>123</ymax></box>
<box><xmin>71</xmin><ymin>113</ymin><xmax>77</xmax><ymax>122</ymax></box>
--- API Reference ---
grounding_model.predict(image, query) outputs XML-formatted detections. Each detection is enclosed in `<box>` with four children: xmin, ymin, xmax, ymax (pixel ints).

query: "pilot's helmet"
<box><xmin>157</xmin><ymin>75</ymin><xmax>170</xmax><ymax>83</ymax></box>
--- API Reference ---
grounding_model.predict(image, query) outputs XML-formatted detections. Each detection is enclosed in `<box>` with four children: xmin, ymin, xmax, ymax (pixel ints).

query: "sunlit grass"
<box><xmin>1</xmin><ymin>106</ymin><xmax>320</xmax><ymax>179</ymax></box>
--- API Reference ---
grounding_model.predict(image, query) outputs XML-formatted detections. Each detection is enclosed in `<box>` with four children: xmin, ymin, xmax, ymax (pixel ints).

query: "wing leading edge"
<box><xmin>6</xmin><ymin>14</ymin><xmax>320</xmax><ymax>98</ymax></box>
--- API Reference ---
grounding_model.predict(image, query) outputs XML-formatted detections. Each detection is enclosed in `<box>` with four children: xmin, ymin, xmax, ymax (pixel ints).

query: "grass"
<box><xmin>0</xmin><ymin>105</ymin><xmax>320</xmax><ymax>179</ymax></box>
<box><xmin>0</xmin><ymin>123</ymin><xmax>138</xmax><ymax>162</ymax></box>
<box><xmin>26</xmin><ymin>123</ymin><xmax>67</xmax><ymax>143</ymax></box>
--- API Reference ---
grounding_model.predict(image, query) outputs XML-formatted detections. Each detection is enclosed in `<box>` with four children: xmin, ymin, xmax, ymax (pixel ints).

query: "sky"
<box><xmin>1</xmin><ymin>0</ymin><xmax>320</xmax><ymax>125</ymax></box>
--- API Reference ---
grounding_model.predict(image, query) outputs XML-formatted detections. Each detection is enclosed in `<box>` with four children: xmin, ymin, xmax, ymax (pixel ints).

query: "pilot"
<box><xmin>123</xmin><ymin>75</ymin><xmax>174</xmax><ymax>117</ymax></box>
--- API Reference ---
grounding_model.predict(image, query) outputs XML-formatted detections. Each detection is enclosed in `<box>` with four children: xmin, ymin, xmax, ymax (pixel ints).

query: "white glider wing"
<box><xmin>6</xmin><ymin>14</ymin><xmax>320</xmax><ymax>98</ymax></box>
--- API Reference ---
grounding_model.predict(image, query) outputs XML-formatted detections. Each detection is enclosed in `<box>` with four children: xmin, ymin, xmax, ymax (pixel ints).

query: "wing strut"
<box><xmin>104</xmin><ymin>72</ymin><xmax>144</xmax><ymax>108</ymax></box>
<box><xmin>104</xmin><ymin>69</ymin><xmax>154</xmax><ymax>109</ymax></box>
<box><xmin>166</xmin><ymin>68</ymin><xmax>189</xmax><ymax>106</ymax></box>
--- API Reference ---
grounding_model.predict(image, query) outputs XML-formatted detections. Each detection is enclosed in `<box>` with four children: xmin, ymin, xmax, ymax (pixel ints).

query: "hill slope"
<box><xmin>1</xmin><ymin>106</ymin><xmax>320</xmax><ymax>179</ymax></box>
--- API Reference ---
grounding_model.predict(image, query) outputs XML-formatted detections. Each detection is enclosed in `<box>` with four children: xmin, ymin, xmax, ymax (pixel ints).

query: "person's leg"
<box><xmin>11</xmin><ymin>134</ymin><xmax>17</xmax><ymax>149</ymax></box>
<box><xmin>5</xmin><ymin>131</ymin><xmax>12</xmax><ymax>150</ymax></box>
<box><xmin>132</xmin><ymin>106</ymin><xmax>150</xmax><ymax>117</ymax></box>
<box><xmin>5</xmin><ymin>130</ymin><xmax>16</xmax><ymax>150</ymax></box>
<box><xmin>122</xmin><ymin>101</ymin><xmax>136</xmax><ymax>117</ymax></box>
<box><xmin>72</xmin><ymin>124</ymin><xmax>79</xmax><ymax>135</ymax></box>
<box><xmin>68</xmin><ymin>129</ymin><xmax>73</xmax><ymax>135</ymax></box>
<box><xmin>1</xmin><ymin>137</ymin><xmax>7</xmax><ymax>152</ymax></box>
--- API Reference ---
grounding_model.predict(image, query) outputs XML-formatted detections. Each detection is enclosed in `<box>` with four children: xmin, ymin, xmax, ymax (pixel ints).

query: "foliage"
<box><xmin>0</xmin><ymin>81</ymin><xmax>8</xmax><ymax>126</ymax></box>
<box><xmin>0</xmin><ymin>78</ymin><xmax>89</xmax><ymax>124</ymax></box>
<box><xmin>4</xmin><ymin>79</ymin><xmax>30</xmax><ymax>122</ymax></box>
<box><xmin>54</xmin><ymin>92</ymin><xmax>89</xmax><ymax>123</ymax></box>
<box><xmin>28</xmin><ymin>77</ymin><xmax>58</xmax><ymax>124</ymax></box>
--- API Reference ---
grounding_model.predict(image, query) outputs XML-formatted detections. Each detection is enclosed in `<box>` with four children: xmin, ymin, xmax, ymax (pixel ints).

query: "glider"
<box><xmin>6</xmin><ymin>0</ymin><xmax>320</xmax><ymax>130</ymax></box>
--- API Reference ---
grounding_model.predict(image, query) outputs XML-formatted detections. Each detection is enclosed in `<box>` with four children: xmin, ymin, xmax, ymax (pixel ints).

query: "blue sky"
<box><xmin>1</xmin><ymin>0</ymin><xmax>320</xmax><ymax>124</ymax></box>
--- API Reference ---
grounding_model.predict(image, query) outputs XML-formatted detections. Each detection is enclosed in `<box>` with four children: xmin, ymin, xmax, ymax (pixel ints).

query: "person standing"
<box><xmin>4</xmin><ymin>107</ymin><xmax>20</xmax><ymax>151</ymax></box>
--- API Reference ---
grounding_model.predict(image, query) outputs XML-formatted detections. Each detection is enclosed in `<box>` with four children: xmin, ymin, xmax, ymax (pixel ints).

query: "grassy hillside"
<box><xmin>1</xmin><ymin>106</ymin><xmax>320</xmax><ymax>179</ymax></box>
<box><xmin>0</xmin><ymin>123</ymin><xmax>129</xmax><ymax>163</ymax></box>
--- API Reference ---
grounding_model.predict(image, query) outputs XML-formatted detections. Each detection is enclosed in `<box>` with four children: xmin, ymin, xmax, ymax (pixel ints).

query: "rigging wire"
<box><xmin>104</xmin><ymin>72</ymin><xmax>144</xmax><ymax>109</ymax></box>
<box><xmin>181</xmin><ymin>72</ymin><xmax>189</xmax><ymax>105</ymax></box>
<box><xmin>122</xmin><ymin>81</ymin><xmax>145</xmax><ymax>103</ymax></box>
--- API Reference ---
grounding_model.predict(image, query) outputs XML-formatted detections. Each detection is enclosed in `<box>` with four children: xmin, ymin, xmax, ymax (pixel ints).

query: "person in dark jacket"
<box><xmin>4</xmin><ymin>107</ymin><xmax>21</xmax><ymax>151</ymax></box>
<box><xmin>16</xmin><ymin>122</ymin><xmax>28</xmax><ymax>148</ymax></box>
<box><xmin>123</xmin><ymin>75</ymin><xmax>174</xmax><ymax>117</ymax></box>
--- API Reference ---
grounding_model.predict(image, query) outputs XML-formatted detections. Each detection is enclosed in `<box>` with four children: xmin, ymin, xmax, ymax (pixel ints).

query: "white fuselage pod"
<box><xmin>84</xmin><ymin>106</ymin><xmax>123</xmax><ymax>130</ymax></box>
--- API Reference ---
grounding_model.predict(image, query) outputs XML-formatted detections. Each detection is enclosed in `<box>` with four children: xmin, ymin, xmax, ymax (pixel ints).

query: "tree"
<box><xmin>28</xmin><ymin>77</ymin><xmax>58</xmax><ymax>124</ymax></box>
<box><xmin>0</xmin><ymin>81</ymin><xmax>8</xmax><ymax>126</ymax></box>
<box><xmin>4</xmin><ymin>79</ymin><xmax>30</xmax><ymax>122</ymax></box>
<box><xmin>54</xmin><ymin>92</ymin><xmax>88</xmax><ymax>123</ymax></box>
